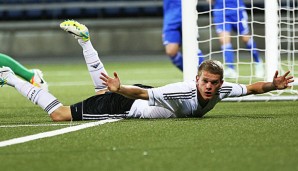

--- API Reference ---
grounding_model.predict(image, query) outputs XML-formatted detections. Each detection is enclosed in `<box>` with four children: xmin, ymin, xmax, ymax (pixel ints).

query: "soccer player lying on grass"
<box><xmin>0</xmin><ymin>53</ymin><xmax>48</xmax><ymax>91</ymax></box>
<box><xmin>0</xmin><ymin>20</ymin><xmax>294</xmax><ymax>122</ymax></box>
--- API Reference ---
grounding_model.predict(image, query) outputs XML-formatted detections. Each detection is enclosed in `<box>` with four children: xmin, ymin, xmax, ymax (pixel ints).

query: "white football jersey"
<box><xmin>128</xmin><ymin>81</ymin><xmax>247</xmax><ymax>118</ymax></box>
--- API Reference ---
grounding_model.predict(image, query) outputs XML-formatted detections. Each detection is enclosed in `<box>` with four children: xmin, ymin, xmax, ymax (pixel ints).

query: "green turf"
<box><xmin>0</xmin><ymin>61</ymin><xmax>297</xmax><ymax>171</ymax></box>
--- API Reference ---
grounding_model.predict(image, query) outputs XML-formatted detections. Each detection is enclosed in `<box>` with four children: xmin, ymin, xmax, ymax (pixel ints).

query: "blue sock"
<box><xmin>198</xmin><ymin>49</ymin><xmax>204</xmax><ymax>65</ymax></box>
<box><xmin>222</xmin><ymin>43</ymin><xmax>234</xmax><ymax>69</ymax></box>
<box><xmin>246</xmin><ymin>38</ymin><xmax>260</xmax><ymax>63</ymax></box>
<box><xmin>170</xmin><ymin>52</ymin><xmax>183</xmax><ymax>71</ymax></box>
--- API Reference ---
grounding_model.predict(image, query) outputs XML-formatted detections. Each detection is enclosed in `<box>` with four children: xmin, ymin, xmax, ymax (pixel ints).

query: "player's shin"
<box><xmin>170</xmin><ymin>51</ymin><xmax>183</xmax><ymax>71</ymax></box>
<box><xmin>14</xmin><ymin>81</ymin><xmax>62</xmax><ymax>114</ymax></box>
<box><xmin>198</xmin><ymin>49</ymin><xmax>204</xmax><ymax>65</ymax></box>
<box><xmin>78</xmin><ymin>39</ymin><xmax>108</xmax><ymax>92</ymax></box>
<box><xmin>222</xmin><ymin>43</ymin><xmax>235</xmax><ymax>69</ymax></box>
<box><xmin>246</xmin><ymin>38</ymin><xmax>260</xmax><ymax>63</ymax></box>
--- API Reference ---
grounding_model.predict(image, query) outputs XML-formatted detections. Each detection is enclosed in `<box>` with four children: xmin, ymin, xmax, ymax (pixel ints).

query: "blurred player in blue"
<box><xmin>208</xmin><ymin>0</ymin><xmax>264</xmax><ymax>78</ymax></box>
<box><xmin>163</xmin><ymin>0</ymin><xmax>204</xmax><ymax>71</ymax></box>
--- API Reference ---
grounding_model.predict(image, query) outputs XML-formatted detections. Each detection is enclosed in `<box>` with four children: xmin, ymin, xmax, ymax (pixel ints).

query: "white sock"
<box><xmin>15</xmin><ymin>82</ymin><xmax>62</xmax><ymax>114</ymax></box>
<box><xmin>78</xmin><ymin>39</ymin><xmax>108</xmax><ymax>92</ymax></box>
<box><xmin>5</xmin><ymin>72</ymin><xmax>25</xmax><ymax>87</ymax></box>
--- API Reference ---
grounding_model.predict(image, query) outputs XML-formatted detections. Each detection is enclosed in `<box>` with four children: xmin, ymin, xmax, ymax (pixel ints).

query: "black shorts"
<box><xmin>70</xmin><ymin>92</ymin><xmax>135</xmax><ymax>121</ymax></box>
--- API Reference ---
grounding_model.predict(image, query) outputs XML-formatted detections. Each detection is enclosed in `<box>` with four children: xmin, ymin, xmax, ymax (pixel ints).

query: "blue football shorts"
<box><xmin>162</xmin><ymin>0</ymin><xmax>182</xmax><ymax>45</ymax></box>
<box><xmin>213</xmin><ymin>8</ymin><xmax>250</xmax><ymax>35</ymax></box>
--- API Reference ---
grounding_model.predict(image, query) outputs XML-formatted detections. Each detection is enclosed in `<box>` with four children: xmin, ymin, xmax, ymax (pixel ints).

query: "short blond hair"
<box><xmin>198</xmin><ymin>60</ymin><xmax>224</xmax><ymax>80</ymax></box>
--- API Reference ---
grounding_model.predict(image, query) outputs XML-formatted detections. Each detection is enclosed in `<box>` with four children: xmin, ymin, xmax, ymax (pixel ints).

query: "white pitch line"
<box><xmin>0</xmin><ymin>123</ymin><xmax>81</xmax><ymax>128</ymax></box>
<box><xmin>0</xmin><ymin>119</ymin><xmax>121</xmax><ymax>148</ymax></box>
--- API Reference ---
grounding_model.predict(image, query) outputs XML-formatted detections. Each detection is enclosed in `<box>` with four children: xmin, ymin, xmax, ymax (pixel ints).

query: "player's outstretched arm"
<box><xmin>246</xmin><ymin>70</ymin><xmax>294</xmax><ymax>95</ymax></box>
<box><xmin>100</xmin><ymin>72</ymin><xmax>149</xmax><ymax>100</ymax></box>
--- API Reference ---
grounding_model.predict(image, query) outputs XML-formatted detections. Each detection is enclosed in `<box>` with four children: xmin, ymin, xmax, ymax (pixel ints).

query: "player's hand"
<box><xmin>100</xmin><ymin>72</ymin><xmax>121</xmax><ymax>92</ymax></box>
<box><xmin>272</xmin><ymin>70</ymin><xmax>294</xmax><ymax>90</ymax></box>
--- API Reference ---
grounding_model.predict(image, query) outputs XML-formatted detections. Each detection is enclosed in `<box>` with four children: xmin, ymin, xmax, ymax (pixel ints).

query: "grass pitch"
<box><xmin>0</xmin><ymin>60</ymin><xmax>297</xmax><ymax>171</ymax></box>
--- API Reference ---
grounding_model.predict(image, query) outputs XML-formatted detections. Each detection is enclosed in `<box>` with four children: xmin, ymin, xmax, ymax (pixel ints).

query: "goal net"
<box><xmin>182</xmin><ymin>0</ymin><xmax>298</xmax><ymax>101</ymax></box>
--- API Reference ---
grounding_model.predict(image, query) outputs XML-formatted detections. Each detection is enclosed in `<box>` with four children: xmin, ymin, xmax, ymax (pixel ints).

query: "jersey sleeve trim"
<box><xmin>148</xmin><ymin>89</ymin><xmax>155</xmax><ymax>106</ymax></box>
<box><xmin>240</xmin><ymin>84</ymin><xmax>247</xmax><ymax>95</ymax></box>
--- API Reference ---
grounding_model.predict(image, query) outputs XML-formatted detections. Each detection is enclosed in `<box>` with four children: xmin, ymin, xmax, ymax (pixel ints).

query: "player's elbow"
<box><xmin>138</xmin><ymin>90</ymin><xmax>149</xmax><ymax>100</ymax></box>
<box><xmin>140</xmin><ymin>93</ymin><xmax>149</xmax><ymax>100</ymax></box>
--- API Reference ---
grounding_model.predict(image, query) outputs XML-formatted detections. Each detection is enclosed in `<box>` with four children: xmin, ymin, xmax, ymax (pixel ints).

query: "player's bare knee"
<box><xmin>166</xmin><ymin>49</ymin><xmax>180</xmax><ymax>57</ymax></box>
<box><xmin>241</xmin><ymin>35</ymin><xmax>251</xmax><ymax>43</ymax></box>
<box><xmin>165</xmin><ymin>44</ymin><xmax>179</xmax><ymax>57</ymax></box>
<box><xmin>166</xmin><ymin>50</ymin><xmax>177</xmax><ymax>57</ymax></box>
<box><xmin>50</xmin><ymin>111</ymin><xmax>64</xmax><ymax>122</ymax></box>
<box><xmin>50</xmin><ymin>106</ymin><xmax>72</xmax><ymax>122</ymax></box>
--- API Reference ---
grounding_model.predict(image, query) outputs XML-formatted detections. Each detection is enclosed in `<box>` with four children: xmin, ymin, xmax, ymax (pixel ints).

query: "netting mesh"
<box><xmin>195</xmin><ymin>0</ymin><xmax>298</xmax><ymax>101</ymax></box>
<box><xmin>279</xmin><ymin>0</ymin><xmax>298</xmax><ymax>84</ymax></box>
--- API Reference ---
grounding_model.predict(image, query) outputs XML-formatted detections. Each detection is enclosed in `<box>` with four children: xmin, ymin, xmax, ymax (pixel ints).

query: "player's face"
<box><xmin>196</xmin><ymin>71</ymin><xmax>223</xmax><ymax>101</ymax></box>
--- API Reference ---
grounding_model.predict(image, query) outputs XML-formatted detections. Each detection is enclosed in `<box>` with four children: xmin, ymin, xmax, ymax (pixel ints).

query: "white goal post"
<box><xmin>182</xmin><ymin>0</ymin><xmax>298</xmax><ymax>101</ymax></box>
<box><xmin>181</xmin><ymin>0</ymin><xmax>198</xmax><ymax>81</ymax></box>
